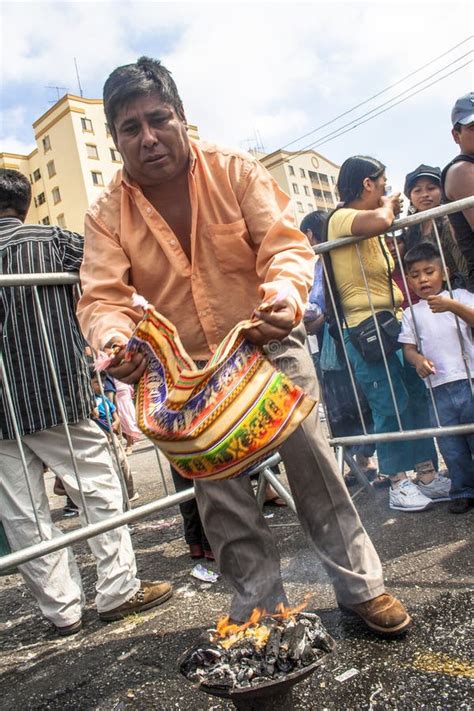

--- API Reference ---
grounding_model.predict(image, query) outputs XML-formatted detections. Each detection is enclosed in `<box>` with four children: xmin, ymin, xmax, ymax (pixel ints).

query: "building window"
<box><xmin>308</xmin><ymin>203</ymin><xmax>313</xmax><ymax>211</ymax></box>
<box><xmin>52</xmin><ymin>187</ymin><xmax>61</xmax><ymax>204</ymax></box>
<box><xmin>42</xmin><ymin>135</ymin><xmax>51</xmax><ymax>152</ymax></box>
<box><xmin>33</xmin><ymin>168</ymin><xmax>41</xmax><ymax>182</ymax></box>
<box><xmin>318</xmin><ymin>172</ymin><xmax>329</xmax><ymax>185</ymax></box>
<box><xmin>313</xmin><ymin>188</ymin><xmax>323</xmax><ymax>198</ymax></box>
<box><xmin>81</xmin><ymin>117</ymin><xmax>93</xmax><ymax>132</ymax></box>
<box><xmin>324</xmin><ymin>190</ymin><xmax>334</xmax><ymax>202</ymax></box>
<box><xmin>47</xmin><ymin>160</ymin><xmax>56</xmax><ymax>178</ymax></box>
<box><xmin>292</xmin><ymin>183</ymin><xmax>299</xmax><ymax>194</ymax></box>
<box><xmin>296</xmin><ymin>201</ymin><xmax>304</xmax><ymax>212</ymax></box>
<box><xmin>37</xmin><ymin>192</ymin><xmax>46</xmax><ymax>205</ymax></box>
<box><xmin>41</xmin><ymin>216</ymin><xmax>51</xmax><ymax>225</ymax></box>
<box><xmin>299</xmin><ymin>168</ymin><xmax>305</xmax><ymax>178</ymax></box>
<box><xmin>110</xmin><ymin>147</ymin><xmax>121</xmax><ymax>162</ymax></box>
<box><xmin>57</xmin><ymin>213</ymin><xmax>66</xmax><ymax>228</ymax></box>
<box><xmin>331</xmin><ymin>175</ymin><xmax>337</xmax><ymax>185</ymax></box>
<box><xmin>105</xmin><ymin>122</ymin><xmax>111</xmax><ymax>136</ymax></box>
<box><xmin>288</xmin><ymin>165</ymin><xmax>295</xmax><ymax>175</ymax></box>
<box><xmin>86</xmin><ymin>143</ymin><xmax>99</xmax><ymax>159</ymax></box>
<box><xmin>304</xmin><ymin>186</ymin><xmax>310</xmax><ymax>196</ymax></box>
<box><xmin>91</xmin><ymin>171</ymin><xmax>104</xmax><ymax>186</ymax></box>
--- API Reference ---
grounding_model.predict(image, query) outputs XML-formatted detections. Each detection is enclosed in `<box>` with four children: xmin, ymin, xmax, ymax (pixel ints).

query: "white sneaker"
<box><xmin>416</xmin><ymin>475</ymin><xmax>451</xmax><ymax>502</ymax></box>
<box><xmin>389</xmin><ymin>479</ymin><xmax>432</xmax><ymax>512</ymax></box>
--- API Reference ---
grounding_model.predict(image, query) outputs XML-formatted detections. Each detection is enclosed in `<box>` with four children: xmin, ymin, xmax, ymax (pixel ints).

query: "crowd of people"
<box><xmin>0</xmin><ymin>56</ymin><xmax>472</xmax><ymax>641</ymax></box>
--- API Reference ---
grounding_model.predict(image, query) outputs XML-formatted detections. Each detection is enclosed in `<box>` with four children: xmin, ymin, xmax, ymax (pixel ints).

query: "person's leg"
<box><xmin>274</xmin><ymin>327</ymin><xmax>385</xmax><ymax>605</ymax></box>
<box><xmin>0</xmin><ymin>437</ymin><xmax>84</xmax><ymax>627</ymax></box>
<box><xmin>196</xmin><ymin>474</ymin><xmax>287</xmax><ymax>619</ymax></box>
<box><xmin>170</xmin><ymin>466</ymin><xmax>212</xmax><ymax>553</ymax></box>
<box><xmin>429</xmin><ymin>382</ymin><xmax>474</xmax><ymax>504</ymax></box>
<box><xmin>26</xmin><ymin>420</ymin><xmax>141</xmax><ymax>613</ymax></box>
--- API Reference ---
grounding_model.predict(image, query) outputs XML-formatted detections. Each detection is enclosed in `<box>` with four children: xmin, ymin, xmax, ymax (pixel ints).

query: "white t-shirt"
<box><xmin>398</xmin><ymin>289</ymin><xmax>474</xmax><ymax>388</ymax></box>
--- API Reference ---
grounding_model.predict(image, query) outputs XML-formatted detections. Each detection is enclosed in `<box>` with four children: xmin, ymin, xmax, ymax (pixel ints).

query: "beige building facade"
<box><xmin>258</xmin><ymin>148</ymin><xmax>340</xmax><ymax>222</ymax></box>
<box><xmin>0</xmin><ymin>94</ymin><xmax>199</xmax><ymax>233</ymax></box>
<box><xmin>1</xmin><ymin>94</ymin><xmax>337</xmax><ymax>232</ymax></box>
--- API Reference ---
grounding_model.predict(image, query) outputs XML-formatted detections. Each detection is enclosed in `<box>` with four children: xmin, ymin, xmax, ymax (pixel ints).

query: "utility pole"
<box><xmin>74</xmin><ymin>57</ymin><xmax>83</xmax><ymax>98</ymax></box>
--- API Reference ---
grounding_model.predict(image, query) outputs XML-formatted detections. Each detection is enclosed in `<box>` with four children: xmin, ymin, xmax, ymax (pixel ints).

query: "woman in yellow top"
<box><xmin>327</xmin><ymin>156</ymin><xmax>449</xmax><ymax>512</ymax></box>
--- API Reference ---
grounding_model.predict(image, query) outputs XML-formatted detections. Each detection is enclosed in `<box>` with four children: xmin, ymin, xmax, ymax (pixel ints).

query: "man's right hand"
<box><xmin>105</xmin><ymin>343</ymin><xmax>147</xmax><ymax>384</ymax></box>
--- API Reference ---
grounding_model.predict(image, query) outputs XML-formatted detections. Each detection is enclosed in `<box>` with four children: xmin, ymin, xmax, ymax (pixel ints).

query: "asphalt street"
<box><xmin>0</xmin><ymin>439</ymin><xmax>472</xmax><ymax>710</ymax></box>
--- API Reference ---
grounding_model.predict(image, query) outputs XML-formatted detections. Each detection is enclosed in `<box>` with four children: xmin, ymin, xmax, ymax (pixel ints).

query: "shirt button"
<box><xmin>210</xmin><ymin>344</ymin><xmax>217</xmax><ymax>352</ymax></box>
<box><xmin>169</xmin><ymin>239</ymin><xmax>177</xmax><ymax>246</ymax></box>
<box><xmin>146</xmin><ymin>207</ymin><xmax>152</xmax><ymax>214</ymax></box>
<box><xmin>191</xmin><ymin>274</ymin><xmax>196</xmax><ymax>280</ymax></box>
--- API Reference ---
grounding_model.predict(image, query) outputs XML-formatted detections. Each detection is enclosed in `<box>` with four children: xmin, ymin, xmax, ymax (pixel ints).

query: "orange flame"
<box><xmin>214</xmin><ymin>594</ymin><xmax>313</xmax><ymax>649</ymax></box>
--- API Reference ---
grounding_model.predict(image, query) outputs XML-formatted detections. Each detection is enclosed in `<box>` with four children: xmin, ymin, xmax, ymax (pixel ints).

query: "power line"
<box><xmin>279</xmin><ymin>35</ymin><xmax>473</xmax><ymax>152</ymax></box>
<box><xmin>264</xmin><ymin>53</ymin><xmax>473</xmax><ymax>172</ymax></box>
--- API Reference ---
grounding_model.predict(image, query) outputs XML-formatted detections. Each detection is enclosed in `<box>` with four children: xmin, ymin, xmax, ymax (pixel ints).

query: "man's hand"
<box><xmin>242</xmin><ymin>297</ymin><xmax>297</xmax><ymax>347</ymax></box>
<box><xmin>104</xmin><ymin>341</ymin><xmax>147</xmax><ymax>384</ymax></box>
<box><xmin>304</xmin><ymin>312</ymin><xmax>325</xmax><ymax>336</ymax></box>
<box><xmin>427</xmin><ymin>294</ymin><xmax>453</xmax><ymax>314</ymax></box>
<box><xmin>414</xmin><ymin>354</ymin><xmax>436</xmax><ymax>378</ymax></box>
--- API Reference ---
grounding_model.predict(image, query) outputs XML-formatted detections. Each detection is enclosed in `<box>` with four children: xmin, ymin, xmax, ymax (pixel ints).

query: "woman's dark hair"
<box><xmin>299</xmin><ymin>210</ymin><xmax>327</xmax><ymax>243</ymax></box>
<box><xmin>103</xmin><ymin>56</ymin><xmax>185</xmax><ymax>137</ymax></box>
<box><xmin>404</xmin><ymin>242</ymin><xmax>442</xmax><ymax>271</ymax></box>
<box><xmin>337</xmin><ymin>155</ymin><xmax>385</xmax><ymax>204</ymax></box>
<box><xmin>0</xmin><ymin>169</ymin><xmax>31</xmax><ymax>219</ymax></box>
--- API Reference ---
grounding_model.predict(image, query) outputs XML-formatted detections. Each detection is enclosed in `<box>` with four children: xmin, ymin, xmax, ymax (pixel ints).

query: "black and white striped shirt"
<box><xmin>1</xmin><ymin>218</ymin><xmax>94</xmax><ymax>439</ymax></box>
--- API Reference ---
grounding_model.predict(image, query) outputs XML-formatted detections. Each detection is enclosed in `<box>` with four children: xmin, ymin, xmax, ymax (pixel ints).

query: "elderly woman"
<box><xmin>325</xmin><ymin>156</ymin><xmax>450</xmax><ymax>511</ymax></box>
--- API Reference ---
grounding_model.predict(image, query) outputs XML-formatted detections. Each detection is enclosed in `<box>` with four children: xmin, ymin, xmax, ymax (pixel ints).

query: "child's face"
<box><xmin>385</xmin><ymin>236</ymin><xmax>405</xmax><ymax>262</ymax></box>
<box><xmin>406</xmin><ymin>258</ymin><xmax>444</xmax><ymax>298</ymax></box>
<box><xmin>91</xmin><ymin>378</ymin><xmax>101</xmax><ymax>394</ymax></box>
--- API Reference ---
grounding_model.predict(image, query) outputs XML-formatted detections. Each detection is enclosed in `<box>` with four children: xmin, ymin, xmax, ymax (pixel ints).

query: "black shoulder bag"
<box><xmin>348</xmin><ymin>237</ymin><xmax>401</xmax><ymax>362</ymax></box>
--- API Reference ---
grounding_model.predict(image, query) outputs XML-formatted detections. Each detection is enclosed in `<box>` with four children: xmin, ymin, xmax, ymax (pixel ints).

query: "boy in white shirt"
<box><xmin>399</xmin><ymin>242</ymin><xmax>474</xmax><ymax>513</ymax></box>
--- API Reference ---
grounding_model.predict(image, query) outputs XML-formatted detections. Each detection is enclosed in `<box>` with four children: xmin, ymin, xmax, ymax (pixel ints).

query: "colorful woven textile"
<box><xmin>127</xmin><ymin>305</ymin><xmax>316</xmax><ymax>480</ymax></box>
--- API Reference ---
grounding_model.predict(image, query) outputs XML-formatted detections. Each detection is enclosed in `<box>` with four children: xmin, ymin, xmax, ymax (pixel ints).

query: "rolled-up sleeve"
<box><xmin>238</xmin><ymin>160</ymin><xmax>315</xmax><ymax>321</ymax></box>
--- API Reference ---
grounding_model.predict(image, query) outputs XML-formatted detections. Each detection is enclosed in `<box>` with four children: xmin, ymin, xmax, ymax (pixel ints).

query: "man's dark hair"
<box><xmin>103</xmin><ymin>56</ymin><xmax>185</xmax><ymax>137</ymax></box>
<box><xmin>299</xmin><ymin>210</ymin><xmax>327</xmax><ymax>243</ymax></box>
<box><xmin>404</xmin><ymin>242</ymin><xmax>442</xmax><ymax>271</ymax></box>
<box><xmin>0</xmin><ymin>169</ymin><xmax>31</xmax><ymax>220</ymax></box>
<box><xmin>453</xmin><ymin>122</ymin><xmax>462</xmax><ymax>132</ymax></box>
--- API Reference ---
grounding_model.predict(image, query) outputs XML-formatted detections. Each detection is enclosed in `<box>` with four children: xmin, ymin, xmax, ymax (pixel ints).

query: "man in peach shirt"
<box><xmin>77</xmin><ymin>57</ymin><xmax>410</xmax><ymax>637</ymax></box>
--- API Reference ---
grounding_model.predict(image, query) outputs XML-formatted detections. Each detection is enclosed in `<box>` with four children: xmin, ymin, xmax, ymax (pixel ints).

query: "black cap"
<box><xmin>404</xmin><ymin>164</ymin><xmax>441</xmax><ymax>198</ymax></box>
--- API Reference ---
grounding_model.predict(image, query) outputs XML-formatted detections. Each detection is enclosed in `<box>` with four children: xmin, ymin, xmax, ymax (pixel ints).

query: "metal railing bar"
<box><xmin>330</xmin><ymin>422</ymin><xmax>474</xmax><ymax>446</ymax></box>
<box><xmin>355</xmin><ymin>242</ymin><xmax>404</xmax><ymax>430</ymax></box>
<box><xmin>0</xmin><ymin>352</ymin><xmax>46</xmax><ymax>542</ymax></box>
<box><xmin>319</xmin><ymin>256</ymin><xmax>369</xmax><ymax>434</ymax></box>
<box><xmin>391</xmin><ymin>233</ymin><xmax>442</xmax><ymax>427</ymax></box>
<box><xmin>31</xmin><ymin>287</ymin><xmax>90</xmax><ymax>523</ymax></box>
<box><xmin>0</xmin><ymin>487</ymin><xmax>196</xmax><ymax>572</ymax></box>
<box><xmin>313</xmin><ymin>196</ymin><xmax>474</xmax><ymax>254</ymax></box>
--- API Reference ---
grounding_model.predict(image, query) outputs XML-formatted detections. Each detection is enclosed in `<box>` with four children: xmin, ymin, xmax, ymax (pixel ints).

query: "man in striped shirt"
<box><xmin>0</xmin><ymin>169</ymin><xmax>172</xmax><ymax>635</ymax></box>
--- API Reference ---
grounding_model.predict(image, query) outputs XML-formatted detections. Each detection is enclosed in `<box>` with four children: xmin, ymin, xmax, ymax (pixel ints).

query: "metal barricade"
<box><xmin>0</xmin><ymin>270</ymin><xmax>294</xmax><ymax>572</ymax></box>
<box><xmin>312</xmin><ymin>196</ymin><xmax>474</xmax><ymax>461</ymax></box>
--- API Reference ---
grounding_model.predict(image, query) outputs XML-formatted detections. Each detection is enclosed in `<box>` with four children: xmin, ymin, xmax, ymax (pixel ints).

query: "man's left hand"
<box><xmin>242</xmin><ymin>297</ymin><xmax>297</xmax><ymax>346</ymax></box>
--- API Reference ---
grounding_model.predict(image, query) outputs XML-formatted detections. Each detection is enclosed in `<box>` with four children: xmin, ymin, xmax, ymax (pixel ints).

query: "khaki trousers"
<box><xmin>0</xmin><ymin>420</ymin><xmax>140</xmax><ymax>626</ymax></box>
<box><xmin>195</xmin><ymin>325</ymin><xmax>385</xmax><ymax>620</ymax></box>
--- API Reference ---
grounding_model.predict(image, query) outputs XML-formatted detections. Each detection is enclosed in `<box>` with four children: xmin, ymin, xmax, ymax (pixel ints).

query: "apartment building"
<box><xmin>258</xmin><ymin>148</ymin><xmax>340</xmax><ymax>222</ymax></box>
<box><xmin>0</xmin><ymin>94</ymin><xmax>199</xmax><ymax>233</ymax></box>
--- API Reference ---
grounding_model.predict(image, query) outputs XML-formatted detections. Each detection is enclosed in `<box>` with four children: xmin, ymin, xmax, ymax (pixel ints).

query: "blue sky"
<box><xmin>1</xmin><ymin>1</ymin><xmax>473</xmax><ymax>194</ymax></box>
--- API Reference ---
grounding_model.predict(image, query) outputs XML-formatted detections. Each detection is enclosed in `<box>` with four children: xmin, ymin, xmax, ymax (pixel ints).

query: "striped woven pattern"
<box><xmin>127</xmin><ymin>306</ymin><xmax>315</xmax><ymax>480</ymax></box>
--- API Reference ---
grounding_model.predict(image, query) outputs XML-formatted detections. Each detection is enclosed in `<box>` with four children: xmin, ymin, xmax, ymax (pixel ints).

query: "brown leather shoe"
<box><xmin>339</xmin><ymin>593</ymin><xmax>411</xmax><ymax>637</ymax></box>
<box><xmin>54</xmin><ymin>618</ymin><xmax>83</xmax><ymax>636</ymax></box>
<box><xmin>99</xmin><ymin>581</ymin><xmax>173</xmax><ymax>622</ymax></box>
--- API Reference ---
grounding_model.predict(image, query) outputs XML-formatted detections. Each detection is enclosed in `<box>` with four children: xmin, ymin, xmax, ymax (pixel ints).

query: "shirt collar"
<box><xmin>0</xmin><ymin>216</ymin><xmax>23</xmax><ymax>225</ymax></box>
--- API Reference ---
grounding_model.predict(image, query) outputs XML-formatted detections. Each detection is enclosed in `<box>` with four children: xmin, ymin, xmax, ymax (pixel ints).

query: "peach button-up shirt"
<box><xmin>77</xmin><ymin>139</ymin><xmax>315</xmax><ymax>361</ymax></box>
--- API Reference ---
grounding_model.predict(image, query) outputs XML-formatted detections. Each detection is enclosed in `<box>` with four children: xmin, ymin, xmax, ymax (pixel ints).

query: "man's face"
<box><xmin>114</xmin><ymin>91</ymin><xmax>190</xmax><ymax>187</ymax></box>
<box><xmin>406</xmin><ymin>259</ymin><xmax>444</xmax><ymax>299</ymax></box>
<box><xmin>409</xmin><ymin>178</ymin><xmax>441</xmax><ymax>212</ymax></box>
<box><xmin>452</xmin><ymin>122</ymin><xmax>474</xmax><ymax>156</ymax></box>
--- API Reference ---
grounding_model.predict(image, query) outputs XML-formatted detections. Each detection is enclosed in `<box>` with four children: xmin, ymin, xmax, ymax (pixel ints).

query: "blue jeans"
<box><xmin>344</xmin><ymin>335</ymin><xmax>437</xmax><ymax>475</ymax></box>
<box><xmin>428</xmin><ymin>379</ymin><xmax>474</xmax><ymax>499</ymax></box>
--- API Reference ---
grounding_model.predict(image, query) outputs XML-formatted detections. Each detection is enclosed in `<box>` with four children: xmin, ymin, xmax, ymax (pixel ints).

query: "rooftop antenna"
<box><xmin>45</xmin><ymin>85</ymin><xmax>68</xmax><ymax>103</ymax></box>
<box><xmin>74</xmin><ymin>57</ymin><xmax>84</xmax><ymax>98</ymax></box>
<box><xmin>255</xmin><ymin>129</ymin><xmax>265</xmax><ymax>153</ymax></box>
